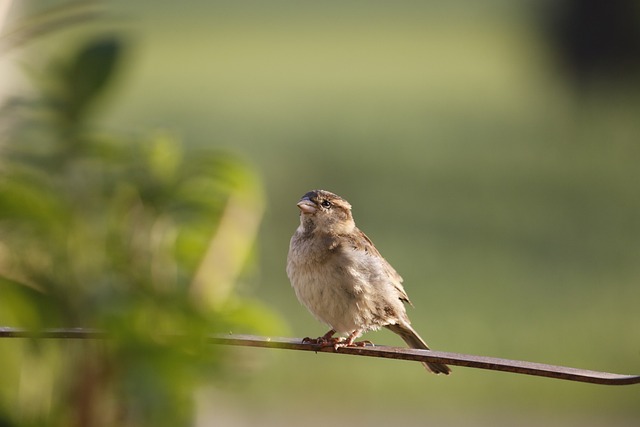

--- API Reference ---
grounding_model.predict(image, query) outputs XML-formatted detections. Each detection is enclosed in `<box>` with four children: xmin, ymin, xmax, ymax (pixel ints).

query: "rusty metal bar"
<box><xmin>1</xmin><ymin>327</ymin><xmax>638</xmax><ymax>386</ymax></box>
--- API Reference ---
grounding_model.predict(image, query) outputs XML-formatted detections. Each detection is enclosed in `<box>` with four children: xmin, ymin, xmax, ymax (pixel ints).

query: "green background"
<box><xmin>3</xmin><ymin>1</ymin><xmax>640</xmax><ymax>425</ymax></box>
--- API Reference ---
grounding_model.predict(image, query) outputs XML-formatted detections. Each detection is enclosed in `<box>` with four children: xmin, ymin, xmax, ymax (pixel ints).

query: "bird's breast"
<box><xmin>287</xmin><ymin>234</ymin><xmax>387</xmax><ymax>333</ymax></box>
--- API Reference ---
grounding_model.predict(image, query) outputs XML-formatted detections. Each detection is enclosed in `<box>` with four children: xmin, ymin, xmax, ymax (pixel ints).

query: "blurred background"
<box><xmin>1</xmin><ymin>1</ymin><xmax>639</xmax><ymax>426</ymax></box>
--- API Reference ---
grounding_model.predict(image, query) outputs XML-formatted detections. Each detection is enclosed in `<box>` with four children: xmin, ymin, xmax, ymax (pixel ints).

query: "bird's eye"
<box><xmin>320</xmin><ymin>200</ymin><xmax>332</xmax><ymax>208</ymax></box>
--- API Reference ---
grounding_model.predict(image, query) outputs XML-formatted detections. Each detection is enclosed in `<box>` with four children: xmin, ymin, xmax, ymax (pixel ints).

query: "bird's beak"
<box><xmin>297</xmin><ymin>198</ymin><xmax>317</xmax><ymax>214</ymax></box>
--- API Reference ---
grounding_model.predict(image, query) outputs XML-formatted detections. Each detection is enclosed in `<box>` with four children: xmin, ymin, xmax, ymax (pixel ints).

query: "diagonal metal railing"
<box><xmin>1</xmin><ymin>327</ymin><xmax>638</xmax><ymax>386</ymax></box>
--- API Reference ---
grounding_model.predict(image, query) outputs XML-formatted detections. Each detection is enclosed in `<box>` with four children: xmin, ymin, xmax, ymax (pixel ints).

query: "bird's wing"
<box><xmin>341</xmin><ymin>228</ymin><xmax>413</xmax><ymax>306</ymax></box>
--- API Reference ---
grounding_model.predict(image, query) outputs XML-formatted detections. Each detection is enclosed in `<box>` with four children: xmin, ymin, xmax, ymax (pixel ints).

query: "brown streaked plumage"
<box><xmin>286</xmin><ymin>189</ymin><xmax>450</xmax><ymax>375</ymax></box>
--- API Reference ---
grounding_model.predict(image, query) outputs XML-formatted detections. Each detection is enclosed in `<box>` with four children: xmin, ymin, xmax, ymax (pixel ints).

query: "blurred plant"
<box><xmin>0</xmin><ymin>25</ymin><xmax>282</xmax><ymax>427</ymax></box>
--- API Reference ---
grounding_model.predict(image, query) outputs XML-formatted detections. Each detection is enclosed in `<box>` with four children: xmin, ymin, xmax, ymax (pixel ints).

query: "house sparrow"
<box><xmin>286</xmin><ymin>189</ymin><xmax>451</xmax><ymax>375</ymax></box>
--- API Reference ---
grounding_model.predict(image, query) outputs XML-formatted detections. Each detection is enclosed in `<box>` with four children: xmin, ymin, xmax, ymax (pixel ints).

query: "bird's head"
<box><xmin>296</xmin><ymin>189</ymin><xmax>355</xmax><ymax>235</ymax></box>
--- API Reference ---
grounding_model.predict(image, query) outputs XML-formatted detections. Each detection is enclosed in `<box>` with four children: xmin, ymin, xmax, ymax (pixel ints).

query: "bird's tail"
<box><xmin>385</xmin><ymin>323</ymin><xmax>451</xmax><ymax>375</ymax></box>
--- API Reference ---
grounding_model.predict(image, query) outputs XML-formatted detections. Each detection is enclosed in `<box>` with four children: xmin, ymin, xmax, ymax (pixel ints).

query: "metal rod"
<box><xmin>1</xmin><ymin>327</ymin><xmax>638</xmax><ymax>386</ymax></box>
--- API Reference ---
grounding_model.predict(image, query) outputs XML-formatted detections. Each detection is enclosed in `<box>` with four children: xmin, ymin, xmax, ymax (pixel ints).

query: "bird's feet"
<box><xmin>302</xmin><ymin>329</ymin><xmax>374</xmax><ymax>350</ymax></box>
<box><xmin>338</xmin><ymin>330</ymin><xmax>374</xmax><ymax>349</ymax></box>
<box><xmin>302</xmin><ymin>329</ymin><xmax>341</xmax><ymax>348</ymax></box>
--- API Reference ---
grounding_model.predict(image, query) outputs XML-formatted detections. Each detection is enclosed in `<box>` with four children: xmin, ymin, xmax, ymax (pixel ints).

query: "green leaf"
<box><xmin>63</xmin><ymin>36</ymin><xmax>122</xmax><ymax>120</ymax></box>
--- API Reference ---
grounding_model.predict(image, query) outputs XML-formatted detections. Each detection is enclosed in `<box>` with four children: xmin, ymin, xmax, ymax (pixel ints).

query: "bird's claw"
<box><xmin>302</xmin><ymin>336</ymin><xmax>375</xmax><ymax>351</ymax></box>
<box><xmin>302</xmin><ymin>336</ymin><xmax>344</xmax><ymax>348</ymax></box>
<box><xmin>333</xmin><ymin>339</ymin><xmax>374</xmax><ymax>350</ymax></box>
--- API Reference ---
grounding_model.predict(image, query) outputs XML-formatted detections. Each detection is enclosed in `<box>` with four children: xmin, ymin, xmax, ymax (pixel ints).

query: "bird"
<box><xmin>286</xmin><ymin>189</ymin><xmax>451</xmax><ymax>375</ymax></box>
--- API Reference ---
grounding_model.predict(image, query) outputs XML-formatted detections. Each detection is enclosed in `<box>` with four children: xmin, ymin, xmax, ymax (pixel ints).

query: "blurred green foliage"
<box><xmin>0</xmin><ymin>26</ymin><xmax>281</xmax><ymax>427</ymax></box>
<box><xmin>2</xmin><ymin>1</ymin><xmax>640</xmax><ymax>426</ymax></box>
